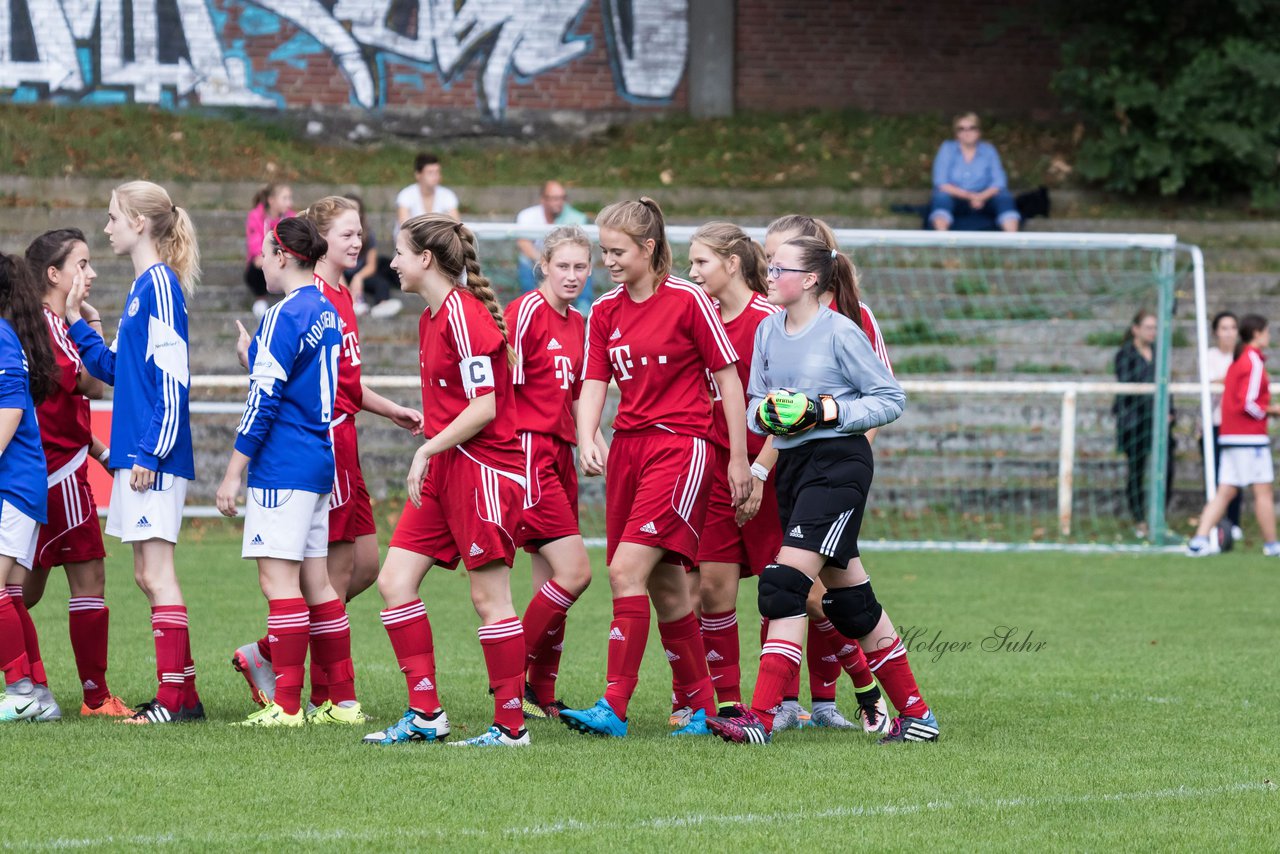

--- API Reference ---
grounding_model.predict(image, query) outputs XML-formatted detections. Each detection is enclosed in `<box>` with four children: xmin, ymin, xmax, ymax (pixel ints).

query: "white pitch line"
<box><xmin>12</xmin><ymin>781</ymin><xmax>1272</xmax><ymax>849</ymax></box>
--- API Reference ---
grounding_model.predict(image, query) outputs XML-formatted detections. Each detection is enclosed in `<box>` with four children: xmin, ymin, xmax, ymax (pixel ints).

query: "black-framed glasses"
<box><xmin>768</xmin><ymin>265</ymin><xmax>811</xmax><ymax>279</ymax></box>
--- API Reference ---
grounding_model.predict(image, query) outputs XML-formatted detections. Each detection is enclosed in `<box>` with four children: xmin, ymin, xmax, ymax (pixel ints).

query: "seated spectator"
<box><xmin>345</xmin><ymin>194</ymin><xmax>401</xmax><ymax>319</ymax></box>
<box><xmin>929</xmin><ymin>113</ymin><xmax>1020</xmax><ymax>233</ymax></box>
<box><xmin>243</xmin><ymin>183</ymin><xmax>294</xmax><ymax>318</ymax></box>
<box><xmin>395</xmin><ymin>152</ymin><xmax>460</xmax><ymax>229</ymax></box>
<box><xmin>516</xmin><ymin>181</ymin><xmax>593</xmax><ymax>311</ymax></box>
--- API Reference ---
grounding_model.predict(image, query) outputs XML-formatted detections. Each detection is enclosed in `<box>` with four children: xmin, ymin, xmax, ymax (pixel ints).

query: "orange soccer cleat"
<box><xmin>81</xmin><ymin>695</ymin><xmax>134</xmax><ymax>717</ymax></box>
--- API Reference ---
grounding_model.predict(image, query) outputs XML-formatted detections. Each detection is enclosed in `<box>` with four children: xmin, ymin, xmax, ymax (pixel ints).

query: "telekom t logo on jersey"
<box><xmin>343</xmin><ymin>331</ymin><xmax>361</xmax><ymax>366</ymax></box>
<box><xmin>553</xmin><ymin>355</ymin><xmax>575</xmax><ymax>390</ymax></box>
<box><xmin>608</xmin><ymin>345</ymin><xmax>634</xmax><ymax>381</ymax></box>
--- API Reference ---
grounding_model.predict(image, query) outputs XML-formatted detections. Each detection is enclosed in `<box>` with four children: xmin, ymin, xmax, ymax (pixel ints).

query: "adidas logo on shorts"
<box><xmin>414</xmin><ymin>677</ymin><xmax>435</xmax><ymax>691</ymax></box>
<box><xmin>251</xmin><ymin>534</ymin><xmax>265</xmax><ymax>546</ymax></box>
<box><xmin>640</xmin><ymin>521</ymin><xmax>658</xmax><ymax>534</ymax></box>
<box><xmin>706</xmin><ymin>650</ymin><xmax>724</xmax><ymax>662</ymax></box>
<box><xmin>136</xmin><ymin>516</ymin><xmax>152</xmax><ymax>529</ymax></box>
<box><xmin>789</xmin><ymin>525</ymin><xmax>803</xmax><ymax>538</ymax></box>
<box><xmin>547</xmin><ymin>338</ymin><xmax>563</xmax><ymax>351</ymax></box>
<box><xmin>665</xmin><ymin>649</ymin><xmax>679</xmax><ymax>662</ymax></box>
<box><xmin>609</xmin><ymin>627</ymin><xmax>626</xmax><ymax>641</ymax></box>
<box><xmin>469</xmin><ymin>543</ymin><xmax>484</xmax><ymax>557</ymax></box>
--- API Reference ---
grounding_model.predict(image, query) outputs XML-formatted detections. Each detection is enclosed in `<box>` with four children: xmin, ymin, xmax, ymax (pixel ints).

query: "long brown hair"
<box><xmin>114</xmin><ymin>181</ymin><xmax>200</xmax><ymax>295</ymax></box>
<box><xmin>765</xmin><ymin>214</ymin><xmax>838</xmax><ymax>249</ymax></box>
<box><xmin>0</xmin><ymin>253</ymin><xmax>57</xmax><ymax>404</ymax></box>
<box><xmin>25</xmin><ymin>229</ymin><xmax>87</xmax><ymax>295</ymax></box>
<box><xmin>596</xmin><ymin>196</ymin><xmax>671</xmax><ymax>286</ymax></box>
<box><xmin>1235</xmin><ymin>314</ymin><xmax>1268</xmax><ymax>360</ymax></box>
<box><xmin>691</xmin><ymin>222</ymin><xmax>767</xmax><ymax>295</ymax></box>
<box><xmin>400</xmin><ymin>214</ymin><xmax>515</xmax><ymax>365</ymax></box>
<box><xmin>783</xmin><ymin>236</ymin><xmax>863</xmax><ymax>332</ymax></box>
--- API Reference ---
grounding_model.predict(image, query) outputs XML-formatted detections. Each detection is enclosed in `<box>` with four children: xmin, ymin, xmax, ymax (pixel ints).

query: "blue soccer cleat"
<box><xmin>362</xmin><ymin>709</ymin><xmax>450</xmax><ymax>745</ymax></box>
<box><xmin>559</xmin><ymin>698</ymin><xmax>628</xmax><ymax>738</ymax></box>
<box><xmin>670</xmin><ymin>708</ymin><xmax>713</xmax><ymax>736</ymax></box>
<box><xmin>449</xmin><ymin>725</ymin><xmax>530</xmax><ymax>748</ymax></box>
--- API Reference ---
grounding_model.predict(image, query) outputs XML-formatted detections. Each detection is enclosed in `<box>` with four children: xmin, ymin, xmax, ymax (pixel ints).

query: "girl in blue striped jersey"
<box><xmin>216</xmin><ymin>218</ymin><xmax>344</xmax><ymax>727</ymax></box>
<box><xmin>65</xmin><ymin>181</ymin><xmax>202</xmax><ymax>724</ymax></box>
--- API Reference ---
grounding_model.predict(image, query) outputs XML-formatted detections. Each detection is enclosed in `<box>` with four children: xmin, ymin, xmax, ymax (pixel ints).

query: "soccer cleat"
<box><xmin>855</xmin><ymin>688</ymin><xmax>891</xmax><ymax>735</ymax></box>
<box><xmin>81</xmin><ymin>695</ymin><xmax>134</xmax><ymax>718</ymax></box>
<box><xmin>449</xmin><ymin>725</ymin><xmax>531</xmax><ymax>747</ymax></box>
<box><xmin>30</xmin><ymin>685</ymin><xmax>62</xmax><ymax>722</ymax></box>
<box><xmin>668</xmin><ymin>705</ymin><xmax>693</xmax><ymax>728</ymax></box>
<box><xmin>1263</xmin><ymin>542</ymin><xmax>1280</xmax><ymax>557</ymax></box>
<box><xmin>1232</xmin><ymin>525</ymin><xmax>1246</xmax><ymax>543</ymax></box>
<box><xmin>522</xmin><ymin>684</ymin><xmax>549</xmax><ymax>720</ymax></box>
<box><xmin>177</xmin><ymin>702</ymin><xmax>206</xmax><ymax>723</ymax></box>
<box><xmin>878</xmin><ymin>711</ymin><xmax>940</xmax><ymax>744</ymax></box>
<box><xmin>119</xmin><ymin>699</ymin><xmax>179</xmax><ymax>725</ymax></box>
<box><xmin>235</xmin><ymin>702</ymin><xmax>303</xmax><ymax>728</ymax></box>
<box><xmin>0</xmin><ymin>686</ymin><xmax>40</xmax><ymax>722</ymax></box>
<box><xmin>560</xmin><ymin>698</ymin><xmax>628</xmax><ymax>738</ymax></box>
<box><xmin>362</xmin><ymin>709</ymin><xmax>451</xmax><ymax>745</ymax></box>
<box><xmin>1185</xmin><ymin>536</ymin><xmax>1217</xmax><ymax>557</ymax></box>
<box><xmin>810</xmin><ymin>703</ymin><xmax>858</xmax><ymax>730</ymax></box>
<box><xmin>306</xmin><ymin>700</ymin><xmax>370</xmax><ymax>725</ymax></box>
<box><xmin>670</xmin><ymin>708</ymin><xmax>713</xmax><ymax>736</ymax></box>
<box><xmin>231</xmin><ymin>643</ymin><xmax>275</xmax><ymax>706</ymax></box>
<box><xmin>706</xmin><ymin>704</ymin><xmax>771</xmax><ymax>745</ymax></box>
<box><xmin>771</xmin><ymin>701</ymin><xmax>810</xmax><ymax>732</ymax></box>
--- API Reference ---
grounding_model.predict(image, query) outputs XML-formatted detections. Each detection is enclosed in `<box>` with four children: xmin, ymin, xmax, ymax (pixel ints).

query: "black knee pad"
<box><xmin>758</xmin><ymin>564</ymin><xmax>813</xmax><ymax>620</ymax></box>
<box><xmin>822</xmin><ymin>582</ymin><xmax>882</xmax><ymax>639</ymax></box>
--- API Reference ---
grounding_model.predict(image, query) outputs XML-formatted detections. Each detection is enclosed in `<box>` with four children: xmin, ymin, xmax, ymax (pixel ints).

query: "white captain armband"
<box><xmin>460</xmin><ymin>355</ymin><xmax>495</xmax><ymax>397</ymax></box>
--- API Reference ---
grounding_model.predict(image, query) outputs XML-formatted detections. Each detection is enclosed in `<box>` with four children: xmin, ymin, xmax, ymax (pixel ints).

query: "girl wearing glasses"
<box><xmin>560</xmin><ymin>198</ymin><xmax>751</xmax><ymax>739</ymax></box>
<box><xmin>929</xmin><ymin>112</ymin><xmax>1020</xmax><ymax>232</ymax></box>
<box><xmin>759</xmin><ymin>215</ymin><xmax>892</xmax><ymax>735</ymax></box>
<box><xmin>708</xmin><ymin>238</ymin><xmax>938</xmax><ymax>746</ymax></box>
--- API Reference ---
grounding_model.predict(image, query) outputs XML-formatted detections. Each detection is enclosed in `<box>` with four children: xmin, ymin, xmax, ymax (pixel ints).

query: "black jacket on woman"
<box><xmin>1113</xmin><ymin>340</ymin><xmax>1173</xmax><ymax>455</ymax></box>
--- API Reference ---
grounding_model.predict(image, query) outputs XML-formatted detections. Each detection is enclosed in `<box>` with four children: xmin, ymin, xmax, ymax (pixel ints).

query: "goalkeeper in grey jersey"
<box><xmin>707</xmin><ymin>236</ymin><xmax>939</xmax><ymax>746</ymax></box>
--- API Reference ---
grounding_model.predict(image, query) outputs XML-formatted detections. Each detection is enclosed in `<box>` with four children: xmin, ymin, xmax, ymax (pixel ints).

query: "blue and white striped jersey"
<box><xmin>69</xmin><ymin>263</ymin><xmax>193</xmax><ymax>478</ymax></box>
<box><xmin>0</xmin><ymin>319</ymin><xmax>48</xmax><ymax>522</ymax></box>
<box><xmin>235</xmin><ymin>283</ymin><xmax>341</xmax><ymax>493</ymax></box>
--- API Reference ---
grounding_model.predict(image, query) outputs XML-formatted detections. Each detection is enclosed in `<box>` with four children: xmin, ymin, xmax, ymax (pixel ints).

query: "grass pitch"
<box><xmin>5</xmin><ymin>525</ymin><xmax>1278</xmax><ymax>851</ymax></box>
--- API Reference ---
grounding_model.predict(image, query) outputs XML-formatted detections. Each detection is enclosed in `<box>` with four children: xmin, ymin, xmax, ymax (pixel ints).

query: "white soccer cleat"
<box><xmin>1</xmin><ymin>681</ymin><xmax>42</xmax><ymax>722</ymax></box>
<box><xmin>1263</xmin><ymin>542</ymin><xmax>1280</xmax><ymax>557</ymax></box>
<box><xmin>810</xmin><ymin>702</ymin><xmax>858</xmax><ymax>730</ymax></box>
<box><xmin>30</xmin><ymin>684</ymin><xmax>62</xmax><ymax>722</ymax></box>
<box><xmin>449</xmin><ymin>725</ymin><xmax>530</xmax><ymax>747</ymax></box>
<box><xmin>1185</xmin><ymin>536</ymin><xmax>1218</xmax><ymax>557</ymax></box>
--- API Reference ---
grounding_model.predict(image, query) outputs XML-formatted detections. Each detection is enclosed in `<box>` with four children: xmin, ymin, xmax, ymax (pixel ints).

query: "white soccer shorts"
<box><xmin>104</xmin><ymin>470</ymin><xmax>189</xmax><ymax>544</ymax></box>
<box><xmin>0</xmin><ymin>500</ymin><xmax>40</xmax><ymax>569</ymax></box>
<box><xmin>1218</xmin><ymin>446</ymin><xmax>1275</xmax><ymax>488</ymax></box>
<box><xmin>242</xmin><ymin>488</ymin><xmax>329</xmax><ymax>562</ymax></box>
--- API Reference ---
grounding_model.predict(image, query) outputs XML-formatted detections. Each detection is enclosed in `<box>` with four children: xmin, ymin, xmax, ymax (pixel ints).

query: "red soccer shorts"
<box><xmin>34</xmin><ymin>463</ymin><xmax>106</xmax><ymax>571</ymax></box>
<box><xmin>696</xmin><ymin>446</ymin><xmax>782</xmax><ymax>576</ymax></box>
<box><xmin>516</xmin><ymin>432</ymin><xmax>580</xmax><ymax>549</ymax></box>
<box><xmin>328</xmin><ymin>416</ymin><xmax>376</xmax><ymax>544</ymax></box>
<box><xmin>389</xmin><ymin>448</ymin><xmax>524</xmax><ymax>570</ymax></box>
<box><xmin>605</xmin><ymin>430</ymin><xmax>712</xmax><ymax>568</ymax></box>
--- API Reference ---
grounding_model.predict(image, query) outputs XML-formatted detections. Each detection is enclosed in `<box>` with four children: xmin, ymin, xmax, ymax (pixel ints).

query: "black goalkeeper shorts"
<box><xmin>774</xmin><ymin>433</ymin><xmax>873</xmax><ymax>568</ymax></box>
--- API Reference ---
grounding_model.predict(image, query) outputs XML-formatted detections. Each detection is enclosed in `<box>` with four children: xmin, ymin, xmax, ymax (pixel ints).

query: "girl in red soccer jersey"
<box><xmin>19</xmin><ymin>230</ymin><xmax>130</xmax><ymax>718</ymax></box>
<box><xmin>759</xmin><ymin>214</ymin><xmax>891</xmax><ymax>734</ymax></box>
<box><xmin>505</xmin><ymin>226</ymin><xmax>600</xmax><ymax>718</ymax></box>
<box><xmin>363</xmin><ymin>214</ymin><xmax>530</xmax><ymax>748</ymax></box>
<box><xmin>231</xmin><ymin>196</ymin><xmax>423</xmax><ymax>724</ymax></box>
<box><xmin>559</xmin><ymin>198</ymin><xmax>752</xmax><ymax>738</ymax></box>
<box><xmin>684</xmin><ymin>222</ymin><xmax>781</xmax><ymax>718</ymax></box>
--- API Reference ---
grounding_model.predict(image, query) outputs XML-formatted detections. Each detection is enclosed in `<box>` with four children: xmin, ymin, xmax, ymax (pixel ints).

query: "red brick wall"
<box><xmin>734</xmin><ymin>0</ymin><xmax>1059</xmax><ymax>116</ymax></box>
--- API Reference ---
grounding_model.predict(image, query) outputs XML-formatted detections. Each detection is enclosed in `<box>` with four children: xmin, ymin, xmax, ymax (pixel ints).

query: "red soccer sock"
<box><xmin>310</xmin><ymin>599</ymin><xmax>356</xmax><ymax>705</ymax></box>
<box><xmin>812</xmin><ymin>619</ymin><xmax>876</xmax><ymax>691</ymax></box>
<box><xmin>659</xmin><ymin>613</ymin><xmax>716</xmax><ymax>716</ymax></box>
<box><xmin>381</xmin><ymin>600</ymin><xmax>440</xmax><ymax>713</ymax></box>
<box><xmin>602</xmin><ymin>595</ymin><xmax>651</xmax><ymax>720</ymax></box>
<box><xmin>478</xmin><ymin>617</ymin><xmax>526</xmax><ymax>733</ymax></box>
<box><xmin>5</xmin><ymin>586</ymin><xmax>45</xmax><ymax>686</ymax></box>
<box><xmin>0</xmin><ymin>589</ymin><xmax>31</xmax><ymax>685</ymax></box>
<box><xmin>806</xmin><ymin>618</ymin><xmax>841</xmax><ymax>703</ymax></box>
<box><xmin>864</xmin><ymin>635</ymin><xmax>930</xmax><ymax>719</ymax></box>
<box><xmin>68</xmin><ymin>597</ymin><xmax>110</xmax><ymax>707</ymax></box>
<box><xmin>522</xmin><ymin>580</ymin><xmax>578</xmax><ymax>706</ymax></box>
<box><xmin>763</xmin><ymin>617</ymin><xmax>802</xmax><ymax>699</ymax></box>
<box><xmin>266</xmin><ymin>598</ymin><xmax>310</xmax><ymax>715</ymax></box>
<box><xmin>701</xmin><ymin>610</ymin><xmax>741</xmax><ymax>705</ymax></box>
<box><xmin>751</xmin><ymin>639</ymin><xmax>803</xmax><ymax>732</ymax></box>
<box><xmin>151</xmin><ymin>606</ymin><xmax>189</xmax><ymax>713</ymax></box>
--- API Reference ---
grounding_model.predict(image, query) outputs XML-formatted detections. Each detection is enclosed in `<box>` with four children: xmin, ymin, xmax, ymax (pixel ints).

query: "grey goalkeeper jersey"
<box><xmin>747</xmin><ymin>307</ymin><xmax>905</xmax><ymax>449</ymax></box>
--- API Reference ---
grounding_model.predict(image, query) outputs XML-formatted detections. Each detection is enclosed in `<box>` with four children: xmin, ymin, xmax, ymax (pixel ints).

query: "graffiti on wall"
<box><xmin>0</xmin><ymin>0</ymin><xmax>688</xmax><ymax>115</ymax></box>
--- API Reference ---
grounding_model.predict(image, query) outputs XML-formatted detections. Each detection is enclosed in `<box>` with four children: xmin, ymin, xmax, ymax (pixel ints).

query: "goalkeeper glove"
<box><xmin>757</xmin><ymin>389</ymin><xmax>839</xmax><ymax>436</ymax></box>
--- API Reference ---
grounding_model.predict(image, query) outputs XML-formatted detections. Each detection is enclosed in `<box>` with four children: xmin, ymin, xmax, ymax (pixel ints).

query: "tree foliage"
<box><xmin>1050</xmin><ymin>0</ymin><xmax>1280</xmax><ymax>204</ymax></box>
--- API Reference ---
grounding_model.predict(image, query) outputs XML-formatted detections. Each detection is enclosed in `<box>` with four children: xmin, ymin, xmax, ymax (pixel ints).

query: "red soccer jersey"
<box><xmin>320</xmin><ymin>275</ymin><xmax>364</xmax><ymax>416</ymax></box>
<box><xmin>506</xmin><ymin>290</ymin><xmax>585</xmax><ymax>446</ymax></box>
<box><xmin>827</xmin><ymin>294</ymin><xmax>893</xmax><ymax>373</ymax></box>
<box><xmin>708</xmin><ymin>293</ymin><xmax>780</xmax><ymax>453</ymax></box>
<box><xmin>419</xmin><ymin>289</ymin><xmax>522</xmax><ymax>472</ymax></box>
<box><xmin>37</xmin><ymin>306</ymin><xmax>93</xmax><ymax>474</ymax></box>
<box><xmin>585</xmin><ymin>276</ymin><xmax>738</xmax><ymax>437</ymax></box>
<box><xmin>1220</xmin><ymin>345</ymin><xmax>1271</xmax><ymax>444</ymax></box>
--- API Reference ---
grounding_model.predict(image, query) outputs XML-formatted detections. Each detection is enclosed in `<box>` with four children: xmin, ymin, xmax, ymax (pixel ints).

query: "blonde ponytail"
<box><xmin>114</xmin><ymin>181</ymin><xmax>200</xmax><ymax>295</ymax></box>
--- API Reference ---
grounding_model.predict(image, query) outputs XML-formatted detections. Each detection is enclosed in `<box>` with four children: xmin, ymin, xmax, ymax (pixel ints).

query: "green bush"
<box><xmin>1050</xmin><ymin>0</ymin><xmax>1280</xmax><ymax>204</ymax></box>
<box><xmin>895</xmin><ymin>354</ymin><xmax>955</xmax><ymax>374</ymax></box>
